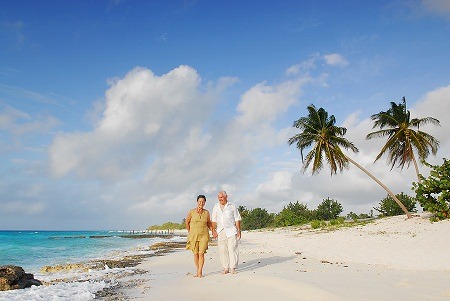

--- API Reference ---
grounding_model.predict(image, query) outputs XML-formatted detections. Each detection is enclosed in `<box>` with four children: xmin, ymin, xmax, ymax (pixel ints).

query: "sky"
<box><xmin>1</xmin><ymin>0</ymin><xmax>449</xmax><ymax>230</ymax></box>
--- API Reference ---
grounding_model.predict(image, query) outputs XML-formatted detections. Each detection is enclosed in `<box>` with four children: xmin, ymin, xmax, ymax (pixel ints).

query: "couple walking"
<box><xmin>185</xmin><ymin>191</ymin><xmax>242</xmax><ymax>278</ymax></box>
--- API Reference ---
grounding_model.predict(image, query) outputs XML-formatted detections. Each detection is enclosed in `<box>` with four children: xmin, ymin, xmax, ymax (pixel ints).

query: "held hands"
<box><xmin>210</xmin><ymin>229</ymin><xmax>241</xmax><ymax>240</ymax></box>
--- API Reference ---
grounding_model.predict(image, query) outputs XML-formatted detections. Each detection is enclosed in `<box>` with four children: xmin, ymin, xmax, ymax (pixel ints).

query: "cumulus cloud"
<box><xmin>237</xmin><ymin>78</ymin><xmax>307</xmax><ymax>126</ymax></box>
<box><xmin>323</xmin><ymin>53</ymin><xmax>349</xmax><ymax>67</ymax></box>
<box><xmin>47</xmin><ymin>64</ymin><xmax>308</xmax><ymax>223</ymax></box>
<box><xmin>49</xmin><ymin>65</ymin><xmax>213</xmax><ymax>179</ymax></box>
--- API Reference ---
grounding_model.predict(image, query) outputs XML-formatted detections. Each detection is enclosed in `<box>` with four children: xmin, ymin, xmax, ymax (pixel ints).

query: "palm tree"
<box><xmin>366</xmin><ymin>97</ymin><xmax>440</xmax><ymax>182</ymax></box>
<box><xmin>288</xmin><ymin>104</ymin><xmax>412</xmax><ymax>218</ymax></box>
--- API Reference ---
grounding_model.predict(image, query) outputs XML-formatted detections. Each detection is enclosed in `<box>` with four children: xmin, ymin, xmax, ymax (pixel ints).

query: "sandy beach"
<box><xmin>117</xmin><ymin>214</ymin><xmax>450</xmax><ymax>301</ymax></box>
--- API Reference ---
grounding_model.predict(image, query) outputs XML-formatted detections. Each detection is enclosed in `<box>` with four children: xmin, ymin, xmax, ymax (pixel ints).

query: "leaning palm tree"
<box><xmin>288</xmin><ymin>104</ymin><xmax>411</xmax><ymax>218</ymax></box>
<box><xmin>366</xmin><ymin>97</ymin><xmax>440</xmax><ymax>182</ymax></box>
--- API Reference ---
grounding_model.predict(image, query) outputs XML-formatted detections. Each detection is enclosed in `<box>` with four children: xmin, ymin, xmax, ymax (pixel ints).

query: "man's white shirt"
<box><xmin>211</xmin><ymin>202</ymin><xmax>241</xmax><ymax>237</ymax></box>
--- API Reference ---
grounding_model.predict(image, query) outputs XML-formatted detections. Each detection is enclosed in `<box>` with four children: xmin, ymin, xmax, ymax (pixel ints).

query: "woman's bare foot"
<box><xmin>222</xmin><ymin>269</ymin><xmax>229</xmax><ymax>274</ymax></box>
<box><xmin>231</xmin><ymin>269</ymin><xmax>237</xmax><ymax>274</ymax></box>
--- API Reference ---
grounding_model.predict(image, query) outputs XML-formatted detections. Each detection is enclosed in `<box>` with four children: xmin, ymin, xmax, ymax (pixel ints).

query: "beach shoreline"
<box><xmin>0</xmin><ymin>233</ymin><xmax>187</xmax><ymax>301</ymax></box>
<box><xmin>114</xmin><ymin>214</ymin><xmax>450</xmax><ymax>301</ymax></box>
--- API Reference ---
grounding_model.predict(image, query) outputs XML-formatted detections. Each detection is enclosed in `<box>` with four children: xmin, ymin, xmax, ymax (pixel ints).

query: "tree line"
<box><xmin>239</xmin><ymin>192</ymin><xmax>420</xmax><ymax>231</ymax></box>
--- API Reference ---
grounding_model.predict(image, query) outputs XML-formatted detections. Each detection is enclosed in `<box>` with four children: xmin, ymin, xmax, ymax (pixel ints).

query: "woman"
<box><xmin>186</xmin><ymin>194</ymin><xmax>212</xmax><ymax>278</ymax></box>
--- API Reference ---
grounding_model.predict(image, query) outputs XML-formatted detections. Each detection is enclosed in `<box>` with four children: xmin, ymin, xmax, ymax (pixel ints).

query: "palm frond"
<box><xmin>288</xmin><ymin>104</ymin><xmax>357</xmax><ymax>175</ymax></box>
<box><xmin>366</xmin><ymin>97</ymin><xmax>440</xmax><ymax>174</ymax></box>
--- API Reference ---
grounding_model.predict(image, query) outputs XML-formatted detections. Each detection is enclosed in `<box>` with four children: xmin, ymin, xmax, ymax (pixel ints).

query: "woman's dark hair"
<box><xmin>197</xmin><ymin>194</ymin><xmax>206</xmax><ymax>201</ymax></box>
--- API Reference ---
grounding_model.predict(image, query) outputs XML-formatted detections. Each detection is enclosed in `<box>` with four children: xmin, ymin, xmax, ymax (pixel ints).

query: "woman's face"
<box><xmin>197</xmin><ymin>197</ymin><xmax>206</xmax><ymax>208</ymax></box>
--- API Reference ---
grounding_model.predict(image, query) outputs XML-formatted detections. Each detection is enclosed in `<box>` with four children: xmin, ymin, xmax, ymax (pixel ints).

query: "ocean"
<box><xmin>0</xmin><ymin>230</ymin><xmax>185</xmax><ymax>300</ymax></box>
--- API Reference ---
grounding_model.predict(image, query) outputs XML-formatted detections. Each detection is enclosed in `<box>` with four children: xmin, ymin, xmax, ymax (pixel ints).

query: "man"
<box><xmin>211</xmin><ymin>190</ymin><xmax>242</xmax><ymax>274</ymax></box>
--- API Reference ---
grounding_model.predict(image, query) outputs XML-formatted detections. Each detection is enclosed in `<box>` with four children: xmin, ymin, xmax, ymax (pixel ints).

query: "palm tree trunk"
<box><xmin>411</xmin><ymin>152</ymin><xmax>421</xmax><ymax>183</ymax></box>
<box><xmin>344</xmin><ymin>155</ymin><xmax>412</xmax><ymax>219</ymax></box>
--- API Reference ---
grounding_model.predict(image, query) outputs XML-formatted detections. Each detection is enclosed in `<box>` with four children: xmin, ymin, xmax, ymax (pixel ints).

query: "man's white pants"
<box><xmin>218</xmin><ymin>231</ymin><xmax>239</xmax><ymax>270</ymax></box>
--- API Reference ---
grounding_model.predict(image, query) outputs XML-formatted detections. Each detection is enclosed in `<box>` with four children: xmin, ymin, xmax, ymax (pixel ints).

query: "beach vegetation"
<box><xmin>288</xmin><ymin>104</ymin><xmax>412</xmax><ymax>218</ymax></box>
<box><xmin>374</xmin><ymin>192</ymin><xmax>417</xmax><ymax>217</ymax></box>
<box><xmin>310</xmin><ymin>217</ymin><xmax>372</xmax><ymax>231</ymax></box>
<box><xmin>241</xmin><ymin>207</ymin><xmax>274</xmax><ymax>230</ymax></box>
<box><xmin>413</xmin><ymin>159</ymin><xmax>450</xmax><ymax>221</ymax></box>
<box><xmin>347</xmin><ymin>211</ymin><xmax>373</xmax><ymax>221</ymax></box>
<box><xmin>147</xmin><ymin>221</ymin><xmax>186</xmax><ymax>231</ymax></box>
<box><xmin>314</xmin><ymin>198</ymin><xmax>343</xmax><ymax>220</ymax></box>
<box><xmin>367</xmin><ymin>97</ymin><xmax>440</xmax><ymax>183</ymax></box>
<box><xmin>310</xmin><ymin>220</ymin><xmax>323</xmax><ymax>229</ymax></box>
<box><xmin>329</xmin><ymin>217</ymin><xmax>345</xmax><ymax>225</ymax></box>
<box><xmin>347</xmin><ymin>212</ymin><xmax>359</xmax><ymax>221</ymax></box>
<box><xmin>238</xmin><ymin>205</ymin><xmax>249</xmax><ymax>219</ymax></box>
<box><xmin>273</xmin><ymin>201</ymin><xmax>313</xmax><ymax>226</ymax></box>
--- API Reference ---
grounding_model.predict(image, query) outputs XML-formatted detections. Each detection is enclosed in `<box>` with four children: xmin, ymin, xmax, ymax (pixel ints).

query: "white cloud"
<box><xmin>237</xmin><ymin>78</ymin><xmax>307</xmax><ymax>126</ymax></box>
<box><xmin>46</xmin><ymin>65</ymin><xmax>309</xmax><ymax>223</ymax></box>
<box><xmin>49</xmin><ymin>65</ymin><xmax>215</xmax><ymax>179</ymax></box>
<box><xmin>0</xmin><ymin>106</ymin><xmax>60</xmax><ymax>135</ymax></box>
<box><xmin>323</xmin><ymin>53</ymin><xmax>349</xmax><ymax>67</ymax></box>
<box><xmin>3</xmin><ymin>201</ymin><xmax>45</xmax><ymax>215</ymax></box>
<box><xmin>411</xmin><ymin>85</ymin><xmax>450</xmax><ymax>164</ymax></box>
<box><xmin>285</xmin><ymin>53</ymin><xmax>320</xmax><ymax>76</ymax></box>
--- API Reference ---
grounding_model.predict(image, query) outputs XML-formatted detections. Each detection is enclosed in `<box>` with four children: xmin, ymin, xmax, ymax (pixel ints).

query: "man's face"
<box><xmin>218</xmin><ymin>193</ymin><xmax>228</xmax><ymax>205</ymax></box>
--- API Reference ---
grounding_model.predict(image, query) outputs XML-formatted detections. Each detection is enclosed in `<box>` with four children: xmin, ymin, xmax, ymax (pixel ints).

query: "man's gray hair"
<box><xmin>219</xmin><ymin>190</ymin><xmax>227</xmax><ymax>196</ymax></box>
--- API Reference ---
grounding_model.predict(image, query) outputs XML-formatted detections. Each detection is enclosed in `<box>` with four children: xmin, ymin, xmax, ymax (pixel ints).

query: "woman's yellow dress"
<box><xmin>186</xmin><ymin>209</ymin><xmax>210</xmax><ymax>253</ymax></box>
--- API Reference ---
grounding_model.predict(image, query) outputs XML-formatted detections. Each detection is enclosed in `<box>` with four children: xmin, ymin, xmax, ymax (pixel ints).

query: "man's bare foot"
<box><xmin>231</xmin><ymin>269</ymin><xmax>237</xmax><ymax>274</ymax></box>
<box><xmin>222</xmin><ymin>269</ymin><xmax>229</xmax><ymax>274</ymax></box>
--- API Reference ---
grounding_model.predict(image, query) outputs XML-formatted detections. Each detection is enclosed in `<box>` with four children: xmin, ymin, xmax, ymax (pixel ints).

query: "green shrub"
<box><xmin>413</xmin><ymin>159</ymin><xmax>450</xmax><ymax>220</ymax></box>
<box><xmin>374</xmin><ymin>192</ymin><xmax>417</xmax><ymax>217</ymax></box>
<box><xmin>310</xmin><ymin>220</ymin><xmax>322</xmax><ymax>229</ymax></box>
<box><xmin>329</xmin><ymin>217</ymin><xmax>344</xmax><ymax>225</ymax></box>
<box><xmin>242</xmin><ymin>207</ymin><xmax>274</xmax><ymax>230</ymax></box>
<box><xmin>315</xmin><ymin>198</ymin><xmax>343</xmax><ymax>220</ymax></box>
<box><xmin>274</xmin><ymin>201</ymin><xmax>313</xmax><ymax>227</ymax></box>
<box><xmin>346</xmin><ymin>212</ymin><xmax>359</xmax><ymax>221</ymax></box>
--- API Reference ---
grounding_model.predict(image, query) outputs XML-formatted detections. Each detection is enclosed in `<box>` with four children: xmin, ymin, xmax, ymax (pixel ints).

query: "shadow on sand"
<box><xmin>208</xmin><ymin>255</ymin><xmax>295</xmax><ymax>276</ymax></box>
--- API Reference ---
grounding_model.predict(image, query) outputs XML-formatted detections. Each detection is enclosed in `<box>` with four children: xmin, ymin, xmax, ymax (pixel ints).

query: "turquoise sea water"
<box><xmin>0</xmin><ymin>230</ymin><xmax>184</xmax><ymax>301</ymax></box>
<box><xmin>0</xmin><ymin>230</ymin><xmax>157</xmax><ymax>273</ymax></box>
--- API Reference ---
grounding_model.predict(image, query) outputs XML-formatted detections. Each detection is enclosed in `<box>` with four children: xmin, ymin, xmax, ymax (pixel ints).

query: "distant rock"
<box><xmin>0</xmin><ymin>265</ymin><xmax>42</xmax><ymax>291</ymax></box>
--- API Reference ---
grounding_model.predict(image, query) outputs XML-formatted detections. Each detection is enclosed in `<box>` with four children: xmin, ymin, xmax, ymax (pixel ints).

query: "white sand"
<box><xmin>120</xmin><ymin>214</ymin><xmax>450</xmax><ymax>301</ymax></box>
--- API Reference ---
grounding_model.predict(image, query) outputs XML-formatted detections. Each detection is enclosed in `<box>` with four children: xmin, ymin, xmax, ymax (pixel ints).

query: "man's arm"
<box><xmin>235</xmin><ymin>220</ymin><xmax>241</xmax><ymax>240</ymax></box>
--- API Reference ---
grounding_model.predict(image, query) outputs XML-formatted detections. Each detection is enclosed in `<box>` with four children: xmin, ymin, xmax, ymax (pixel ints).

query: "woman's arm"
<box><xmin>185</xmin><ymin>211</ymin><xmax>192</xmax><ymax>232</ymax></box>
<box><xmin>207</xmin><ymin>211</ymin><xmax>213</xmax><ymax>231</ymax></box>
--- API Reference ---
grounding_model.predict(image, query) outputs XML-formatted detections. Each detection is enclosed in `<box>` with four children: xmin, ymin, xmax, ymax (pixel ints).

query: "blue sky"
<box><xmin>1</xmin><ymin>0</ymin><xmax>449</xmax><ymax>230</ymax></box>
